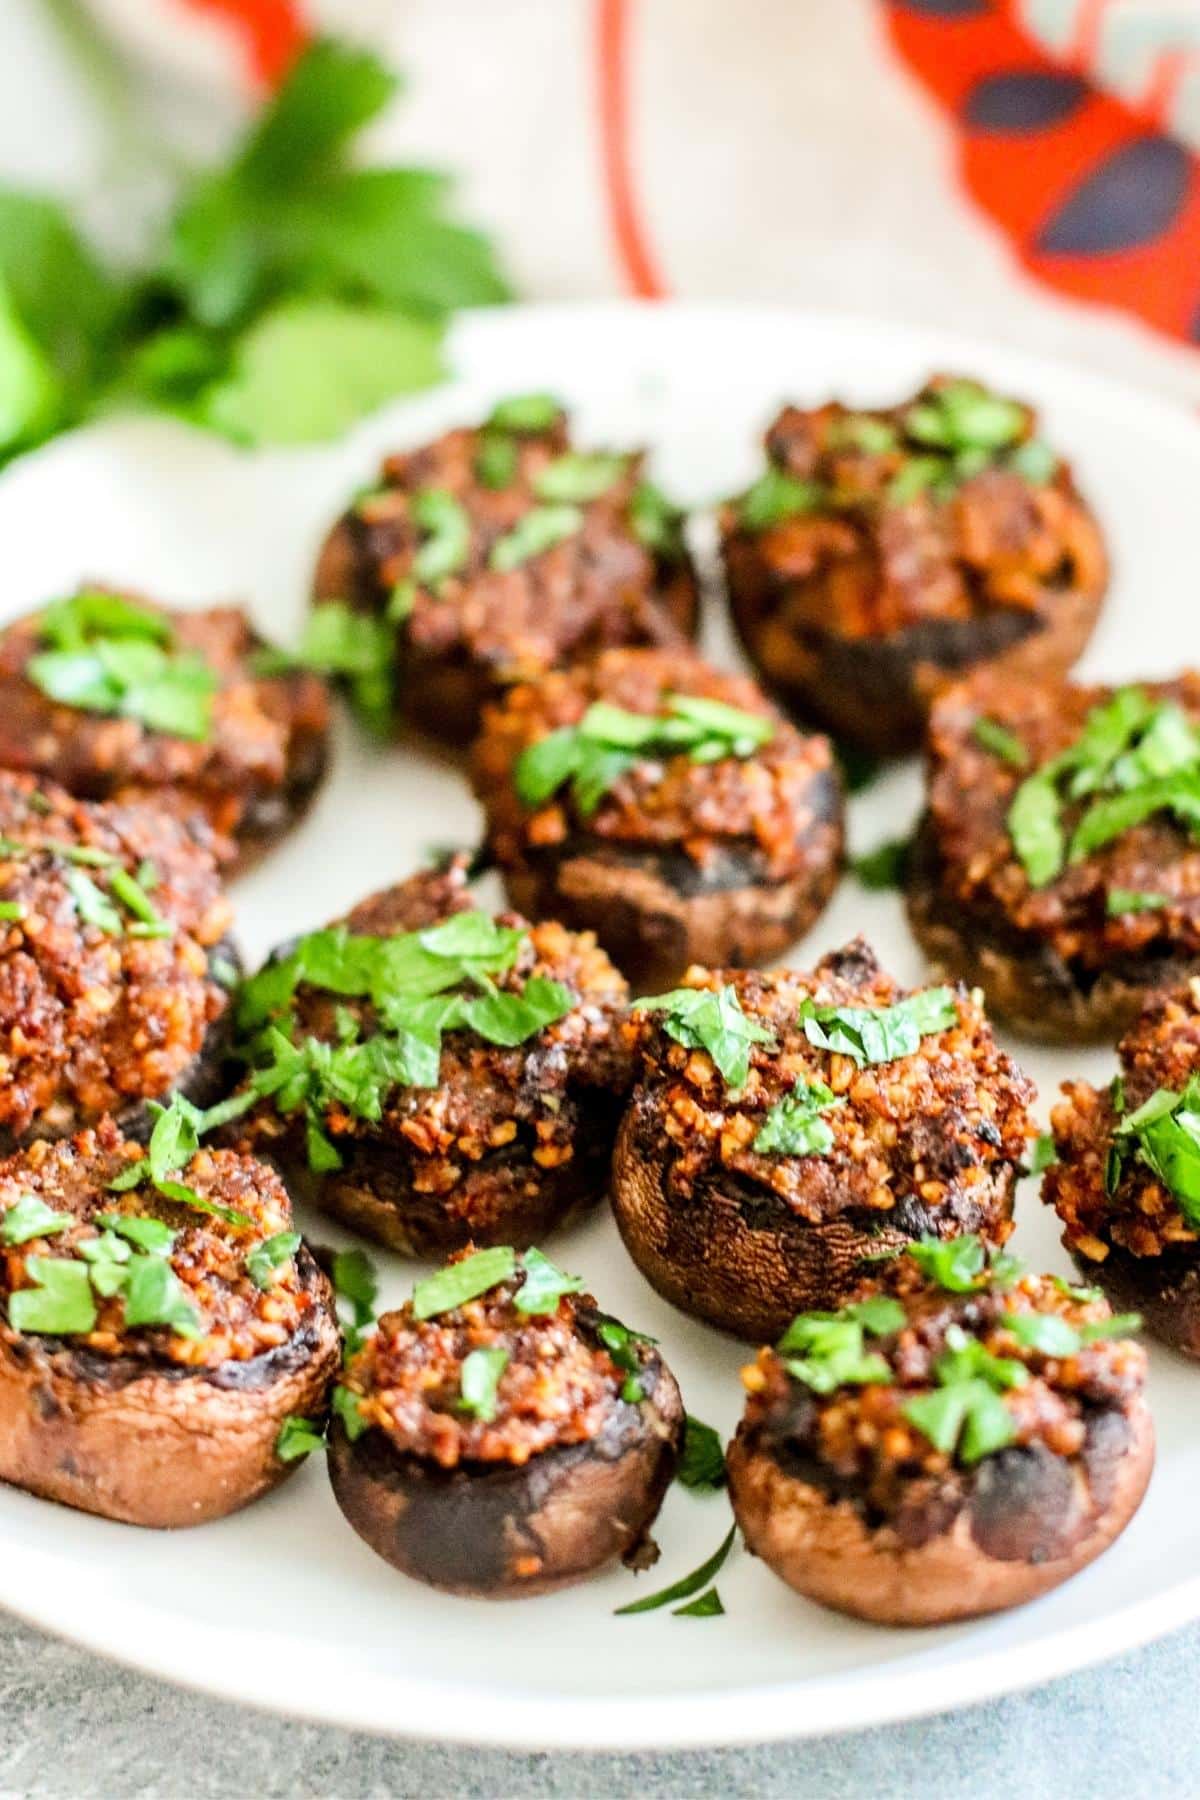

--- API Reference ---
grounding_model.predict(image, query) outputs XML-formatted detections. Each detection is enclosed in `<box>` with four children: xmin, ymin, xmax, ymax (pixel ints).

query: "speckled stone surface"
<box><xmin>0</xmin><ymin>1614</ymin><xmax>1193</xmax><ymax>1798</ymax></box>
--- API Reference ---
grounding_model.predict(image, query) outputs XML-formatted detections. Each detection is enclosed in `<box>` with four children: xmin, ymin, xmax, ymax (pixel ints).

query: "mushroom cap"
<box><xmin>0</xmin><ymin>1249</ymin><xmax>339</xmax><ymax>1527</ymax></box>
<box><xmin>727</xmin><ymin>1394</ymin><xmax>1154</xmax><ymax>1625</ymax></box>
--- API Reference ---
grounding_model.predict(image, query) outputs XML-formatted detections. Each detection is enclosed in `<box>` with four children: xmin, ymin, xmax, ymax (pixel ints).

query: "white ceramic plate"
<box><xmin>0</xmin><ymin>302</ymin><xmax>1197</xmax><ymax>1751</ymax></box>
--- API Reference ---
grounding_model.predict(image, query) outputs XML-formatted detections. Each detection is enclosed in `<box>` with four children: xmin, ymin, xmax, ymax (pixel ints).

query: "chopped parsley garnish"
<box><xmin>1107</xmin><ymin>1075</ymin><xmax>1200</xmax><ymax>1221</ymax></box>
<box><xmin>27</xmin><ymin>590</ymin><xmax>218</xmax><ymax>742</ymax></box>
<box><xmin>1001</xmin><ymin>1309</ymin><xmax>1141</xmax><ymax>1356</ymax></box>
<box><xmin>595</xmin><ymin>1314</ymin><xmax>655</xmax><ymax>1404</ymax></box>
<box><xmin>798</xmin><ymin>986</ymin><xmax>957</xmax><ymax>1067</ymax></box>
<box><xmin>512</xmin><ymin>1247</ymin><xmax>585</xmax><ymax>1316</ymax></box>
<box><xmin>122</xmin><ymin>1254</ymin><xmax>202</xmax><ymax>1338</ymax></box>
<box><xmin>850</xmin><ymin>835</ymin><xmax>911</xmax><ymax>891</ymax></box>
<box><xmin>1107</xmin><ymin>888</ymin><xmax>1169</xmax><ymax>917</ymax></box>
<box><xmin>775</xmin><ymin>1305</ymin><xmax>899</xmax><ymax>1394</ymax></box>
<box><xmin>514</xmin><ymin>692</ymin><xmax>773</xmax><ymax>817</ymax></box>
<box><xmin>107</xmin><ymin>1091</ymin><xmax>258</xmax><ymax>1229</ymax></box>
<box><xmin>534</xmin><ymin>451</ymin><xmax>626</xmax><ymax>504</ymax></box>
<box><xmin>411</xmin><ymin>1246</ymin><xmax>517</xmax><ymax>1321</ymax></box>
<box><xmin>753</xmin><ymin>1081</ymin><xmax>842</xmax><ymax>1157</ymax></box>
<box><xmin>1007</xmin><ymin>687</ymin><xmax>1200</xmax><ymax>886</ymax></box>
<box><xmin>614</xmin><ymin>1524</ymin><xmax>736</xmax><ymax>1616</ymax></box>
<box><xmin>458</xmin><ymin>1346</ymin><xmax>509</xmax><ymax>1421</ymax></box>
<box><xmin>907</xmin><ymin>1233</ymin><xmax>1022</xmax><ymax>1294</ymax></box>
<box><xmin>738</xmin><ymin>466</ymin><xmax>824</xmax><ymax>531</ymax></box>
<box><xmin>9</xmin><ymin>1257</ymin><xmax>97</xmax><ymax>1335</ymax></box>
<box><xmin>0</xmin><ymin>1194</ymin><xmax>70</xmax><ymax>1245</ymax></box>
<box><xmin>276</xmin><ymin>1416</ymin><xmax>326</xmax><ymax>1462</ymax></box>
<box><xmin>629</xmin><ymin>481</ymin><xmax>686</xmax><ymax>562</ymax></box>
<box><xmin>235</xmin><ymin>911</ymin><xmax>572</xmax><ymax>1169</ymax></box>
<box><xmin>261</xmin><ymin>601</ymin><xmax>394</xmax><ymax>737</ymax></box>
<box><xmin>0</xmin><ymin>903</ymin><xmax>24</xmax><ymax>923</ymax></box>
<box><xmin>634</xmin><ymin>984</ymin><xmax>775</xmax><ymax>1091</ymax></box>
<box><xmin>677</xmin><ymin>1415</ymin><xmax>727</xmax><ymax>1491</ymax></box>
<box><xmin>64</xmin><ymin>867</ymin><xmax>122</xmax><ymax>936</ymax></box>
<box><xmin>410</xmin><ymin>487</ymin><xmax>470</xmax><ymax>588</ymax></box>
<box><xmin>1028</xmin><ymin>1132</ymin><xmax>1058</xmax><ymax>1174</ymax></box>
<box><xmin>332</xmin><ymin>1245</ymin><xmax>378</xmax><ymax>1352</ymax></box>
<box><xmin>485</xmin><ymin>392</ymin><xmax>562</xmax><ymax>434</ymax></box>
<box><xmin>246</xmin><ymin>1230</ymin><xmax>302</xmax><ymax>1291</ymax></box>
<box><xmin>332</xmin><ymin>1383</ymin><xmax>368</xmax><ymax>1442</ymax></box>
<box><xmin>901</xmin><ymin>1321</ymin><xmax>1033</xmax><ymax>1466</ymax></box>
<box><xmin>905</xmin><ymin>382</ymin><xmax>1025</xmax><ymax>454</ymax></box>
<box><xmin>973</xmin><ymin>717</ymin><xmax>1028</xmax><ymax>769</ymax></box>
<box><xmin>489</xmin><ymin>503</ymin><xmax>583</xmax><ymax>572</ymax></box>
<box><xmin>673</xmin><ymin>1587</ymin><xmax>725</xmax><ymax>1618</ymax></box>
<box><xmin>474</xmin><ymin>432</ymin><xmax>518</xmax><ymax>490</ymax></box>
<box><xmin>95</xmin><ymin>1214</ymin><xmax>175</xmax><ymax>1255</ymax></box>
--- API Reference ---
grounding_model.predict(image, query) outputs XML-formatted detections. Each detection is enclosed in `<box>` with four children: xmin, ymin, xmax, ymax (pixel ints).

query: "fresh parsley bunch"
<box><xmin>0</xmin><ymin>39</ymin><xmax>508</xmax><ymax>464</ymax></box>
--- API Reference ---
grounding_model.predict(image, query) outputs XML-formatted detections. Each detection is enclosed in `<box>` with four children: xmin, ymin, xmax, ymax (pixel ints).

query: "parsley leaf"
<box><xmin>534</xmin><ymin>451</ymin><xmax>627</xmax><ymax>504</ymax></box>
<box><xmin>1029</xmin><ymin>1133</ymin><xmax>1058</xmax><ymax>1174</ymax></box>
<box><xmin>28</xmin><ymin>590</ymin><xmax>217</xmax><ymax>741</ymax></box>
<box><xmin>332</xmin><ymin>1383</ymin><xmax>368</xmax><ymax>1442</ymax></box>
<box><xmin>261</xmin><ymin>601</ymin><xmax>394</xmax><ymax>738</ymax></box>
<box><xmin>0</xmin><ymin>1194</ymin><xmax>70</xmax><ymax>1245</ymax></box>
<box><xmin>1107</xmin><ymin>889</ymin><xmax>1169</xmax><ymax>917</ymax></box>
<box><xmin>1109</xmin><ymin>1076</ymin><xmax>1200</xmax><ymax>1221</ymax></box>
<box><xmin>799</xmin><ymin>987</ymin><xmax>957</xmax><ymax>1067</ymax></box>
<box><xmin>738</xmin><ymin>467</ymin><xmax>824</xmax><ymax>531</ymax></box>
<box><xmin>458</xmin><ymin>1346</ymin><xmax>509</xmax><ymax>1421</ymax></box>
<box><xmin>907</xmin><ymin>1233</ymin><xmax>1021</xmax><ymax>1294</ymax></box>
<box><xmin>677</xmin><ymin>1415</ymin><xmax>727</xmax><ymax>1491</ymax></box>
<box><xmin>489</xmin><ymin>504</ymin><xmax>583</xmax><ymax>572</ymax></box>
<box><xmin>635</xmin><ymin>984</ymin><xmax>776</xmax><ymax>1090</ymax></box>
<box><xmin>513</xmin><ymin>1247</ymin><xmax>586</xmax><ymax>1316</ymax></box>
<box><xmin>629</xmin><ymin>481</ymin><xmax>686</xmax><ymax>562</ymax></box>
<box><xmin>973</xmin><ymin>717</ymin><xmax>1028</xmax><ymax>768</ymax></box>
<box><xmin>246</xmin><ymin>1230</ymin><xmax>302</xmax><ymax>1292</ymax></box>
<box><xmin>8</xmin><ymin>1257</ymin><xmax>96</xmax><ymax>1335</ymax></box>
<box><xmin>276</xmin><ymin>1416</ymin><xmax>326</xmax><ymax>1462</ymax></box>
<box><xmin>850</xmin><ymin>836</ymin><xmax>912</xmax><ymax>891</ymax></box>
<box><xmin>411</xmin><ymin>1246</ymin><xmax>517</xmax><ymax>1320</ymax></box>
<box><xmin>615</xmin><ymin>1525</ymin><xmax>736</xmax><ymax>1616</ymax></box>
<box><xmin>775</xmin><ymin>1312</ymin><xmax>894</xmax><ymax>1394</ymax></box>
<box><xmin>753</xmin><ymin>1082</ymin><xmax>842</xmax><ymax>1157</ymax></box>
<box><xmin>486</xmin><ymin>393</ymin><xmax>562</xmax><ymax>433</ymax></box>
<box><xmin>594</xmin><ymin>1315</ymin><xmax>655</xmax><ymax>1404</ymax></box>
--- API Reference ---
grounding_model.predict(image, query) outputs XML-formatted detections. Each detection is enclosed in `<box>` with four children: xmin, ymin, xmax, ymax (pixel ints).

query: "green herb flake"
<box><xmin>903</xmin><ymin>1379</ymin><xmax>1016</xmax><ymax>1466</ymax></box>
<box><xmin>489</xmin><ymin>504</ymin><xmax>583</xmax><ymax>572</ymax></box>
<box><xmin>629</xmin><ymin>481</ymin><xmax>686</xmax><ymax>562</ymax></box>
<box><xmin>775</xmin><ymin>1312</ymin><xmax>893</xmax><ymax>1395</ymax></box>
<box><xmin>850</xmin><ymin>836</ymin><xmax>911</xmax><ymax>891</ymax></box>
<box><xmin>474</xmin><ymin>432</ymin><xmax>517</xmax><ymax>490</ymax></box>
<box><xmin>64</xmin><ymin>867</ymin><xmax>122</xmax><ymax>936</ymax></box>
<box><xmin>94</xmin><ymin>1213</ymin><xmax>176</xmax><ymax>1256</ymax></box>
<box><xmin>28</xmin><ymin>591</ymin><xmax>218</xmax><ymax>742</ymax></box>
<box><xmin>595</xmin><ymin>1315</ymin><xmax>654</xmax><ymax>1404</ymax></box>
<box><xmin>635</xmin><ymin>984</ymin><xmax>775</xmax><ymax>1091</ymax></box>
<box><xmin>246</xmin><ymin>1230</ymin><xmax>302</xmax><ymax>1291</ymax></box>
<box><xmin>738</xmin><ymin>467</ymin><xmax>825</xmax><ymax>531</ymax></box>
<box><xmin>907</xmin><ymin>1233</ymin><xmax>1020</xmax><ymax>1294</ymax></box>
<box><xmin>615</xmin><ymin>1525</ymin><xmax>736</xmax><ymax>1616</ymax></box>
<box><xmin>411</xmin><ymin>1246</ymin><xmax>517</xmax><ymax>1321</ymax></box>
<box><xmin>332</xmin><ymin>1246</ymin><xmax>378</xmax><ymax>1333</ymax></box>
<box><xmin>411</xmin><ymin>487</ymin><xmax>470</xmax><ymax>589</ymax></box>
<box><xmin>0</xmin><ymin>1194</ymin><xmax>70</xmax><ymax>1245</ymax></box>
<box><xmin>534</xmin><ymin>451</ymin><xmax>627</xmax><ymax>504</ymax></box>
<box><xmin>513</xmin><ymin>1247</ymin><xmax>586</xmax><ymax>1316</ymax></box>
<box><xmin>1029</xmin><ymin>1132</ymin><xmax>1058</xmax><ymax>1174</ymax></box>
<box><xmin>458</xmin><ymin>1346</ymin><xmax>510</xmax><ymax>1421</ymax></box>
<box><xmin>276</xmin><ymin>1415</ymin><xmax>326</xmax><ymax>1462</ymax></box>
<box><xmin>799</xmin><ymin>986</ymin><xmax>957</xmax><ymax>1068</ymax></box>
<box><xmin>673</xmin><ymin>1587</ymin><xmax>725</xmax><ymax>1618</ymax></box>
<box><xmin>486</xmin><ymin>393</ymin><xmax>562</xmax><ymax>434</ymax></box>
<box><xmin>0</xmin><ymin>902</ymin><xmax>24</xmax><ymax>922</ymax></box>
<box><xmin>1001</xmin><ymin>1310</ymin><xmax>1081</xmax><ymax>1357</ymax></box>
<box><xmin>109</xmin><ymin>866</ymin><xmax>171</xmax><ymax>936</ymax></box>
<box><xmin>677</xmin><ymin>1415</ymin><xmax>727</xmax><ymax>1492</ymax></box>
<box><xmin>8</xmin><ymin>1256</ymin><xmax>97</xmax><ymax>1335</ymax></box>
<box><xmin>1107</xmin><ymin>888</ymin><xmax>1170</xmax><ymax>917</ymax></box>
<box><xmin>752</xmin><ymin>1082</ymin><xmax>841</xmax><ymax>1158</ymax></box>
<box><xmin>973</xmin><ymin>717</ymin><xmax>1028</xmax><ymax>769</ymax></box>
<box><xmin>122</xmin><ymin>1254</ymin><xmax>202</xmax><ymax>1338</ymax></box>
<box><xmin>1109</xmin><ymin>1075</ymin><xmax>1200</xmax><ymax>1222</ymax></box>
<box><xmin>332</xmin><ymin>1383</ymin><xmax>368</xmax><ymax>1443</ymax></box>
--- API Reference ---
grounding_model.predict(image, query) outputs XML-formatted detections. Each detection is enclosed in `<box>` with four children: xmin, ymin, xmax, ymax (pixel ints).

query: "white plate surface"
<box><xmin>0</xmin><ymin>302</ymin><xmax>1197</xmax><ymax>1750</ymax></box>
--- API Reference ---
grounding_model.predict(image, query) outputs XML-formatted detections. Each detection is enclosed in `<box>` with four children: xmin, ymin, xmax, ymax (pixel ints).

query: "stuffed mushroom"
<box><xmin>227</xmin><ymin>859</ymin><xmax>633</xmax><ymax>1254</ymax></box>
<box><xmin>1044</xmin><ymin>979</ymin><xmax>1200</xmax><ymax>1357</ymax></box>
<box><xmin>721</xmin><ymin>375</ymin><xmax>1106</xmax><ymax>757</ymax></box>
<box><xmin>0</xmin><ymin>587</ymin><xmax>331</xmax><ymax>874</ymax></box>
<box><xmin>0</xmin><ymin>1113</ymin><xmax>339</xmax><ymax>1526</ymax></box>
<box><xmin>0</xmin><ymin>770</ymin><xmax>237</xmax><ymax>1151</ymax></box>
<box><xmin>311</xmin><ymin>393</ymin><xmax>698</xmax><ymax>743</ymax></box>
<box><xmin>728</xmin><ymin>1236</ymin><xmax>1153</xmax><ymax>1625</ymax></box>
<box><xmin>611</xmin><ymin>939</ymin><xmax>1033</xmax><ymax>1342</ymax></box>
<box><xmin>908</xmin><ymin>671</ymin><xmax>1200</xmax><ymax>1043</ymax></box>
<box><xmin>472</xmin><ymin>646</ymin><xmax>844</xmax><ymax>991</ymax></box>
<box><xmin>328</xmin><ymin>1244</ymin><xmax>682</xmax><ymax>1597</ymax></box>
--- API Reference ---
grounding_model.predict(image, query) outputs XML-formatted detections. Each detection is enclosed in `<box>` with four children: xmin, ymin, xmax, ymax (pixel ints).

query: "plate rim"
<box><xmin>1</xmin><ymin>297</ymin><xmax>1198</xmax><ymax>1749</ymax></box>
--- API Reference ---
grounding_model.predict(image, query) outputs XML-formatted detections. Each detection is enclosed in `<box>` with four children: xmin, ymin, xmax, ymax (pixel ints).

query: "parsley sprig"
<box><xmin>1007</xmin><ymin>687</ymin><xmax>1200</xmax><ymax>886</ymax></box>
<box><xmin>236</xmin><ymin>911</ymin><xmax>573</xmax><ymax>1171</ymax></box>
<box><xmin>634</xmin><ymin>984</ymin><xmax>776</xmax><ymax>1090</ymax></box>
<box><xmin>515</xmin><ymin>693</ymin><xmax>774</xmax><ymax>817</ymax></box>
<box><xmin>0</xmin><ymin>41</ymin><xmax>509</xmax><ymax>466</ymax></box>
<box><xmin>27</xmin><ymin>590</ymin><xmax>218</xmax><ymax>742</ymax></box>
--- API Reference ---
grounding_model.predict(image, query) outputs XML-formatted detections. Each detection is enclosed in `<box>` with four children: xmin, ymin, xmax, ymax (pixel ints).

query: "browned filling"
<box><xmin>0</xmin><ymin>772</ymin><xmax>233</xmax><ymax>1137</ymax></box>
<box><xmin>0</xmin><ymin>1119</ymin><xmax>311</xmax><ymax>1367</ymax></box>
<box><xmin>744</xmin><ymin>1261</ymin><xmax>1146</xmax><ymax>1519</ymax></box>
<box><xmin>473</xmin><ymin>646</ymin><xmax>838</xmax><ymax>883</ymax></box>
<box><xmin>924</xmin><ymin>673</ymin><xmax>1200</xmax><ymax>975</ymax></box>
<box><xmin>0</xmin><ymin>597</ymin><xmax>329</xmax><ymax>847</ymax></box>
<box><xmin>1048</xmin><ymin>981</ymin><xmax>1200</xmax><ymax>1259</ymax></box>
<box><xmin>626</xmin><ymin>942</ymin><xmax>1033</xmax><ymax>1225</ymax></box>
<box><xmin>343</xmin><ymin>1268</ymin><xmax>623</xmax><ymax>1468</ymax></box>
<box><xmin>720</xmin><ymin>377</ymin><xmax>1102</xmax><ymax>639</ymax></box>
<box><xmin>337</xmin><ymin>415</ymin><xmax>687</xmax><ymax>678</ymax></box>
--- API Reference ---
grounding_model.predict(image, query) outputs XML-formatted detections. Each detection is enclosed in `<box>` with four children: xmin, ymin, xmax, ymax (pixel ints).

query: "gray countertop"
<box><xmin>0</xmin><ymin>1613</ymin><xmax>1193</xmax><ymax>1798</ymax></box>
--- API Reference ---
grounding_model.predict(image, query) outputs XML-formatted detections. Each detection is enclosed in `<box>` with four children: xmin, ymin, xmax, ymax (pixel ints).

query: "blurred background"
<box><xmin>0</xmin><ymin>0</ymin><xmax>1197</xmax><ymax>463</ymax></box>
